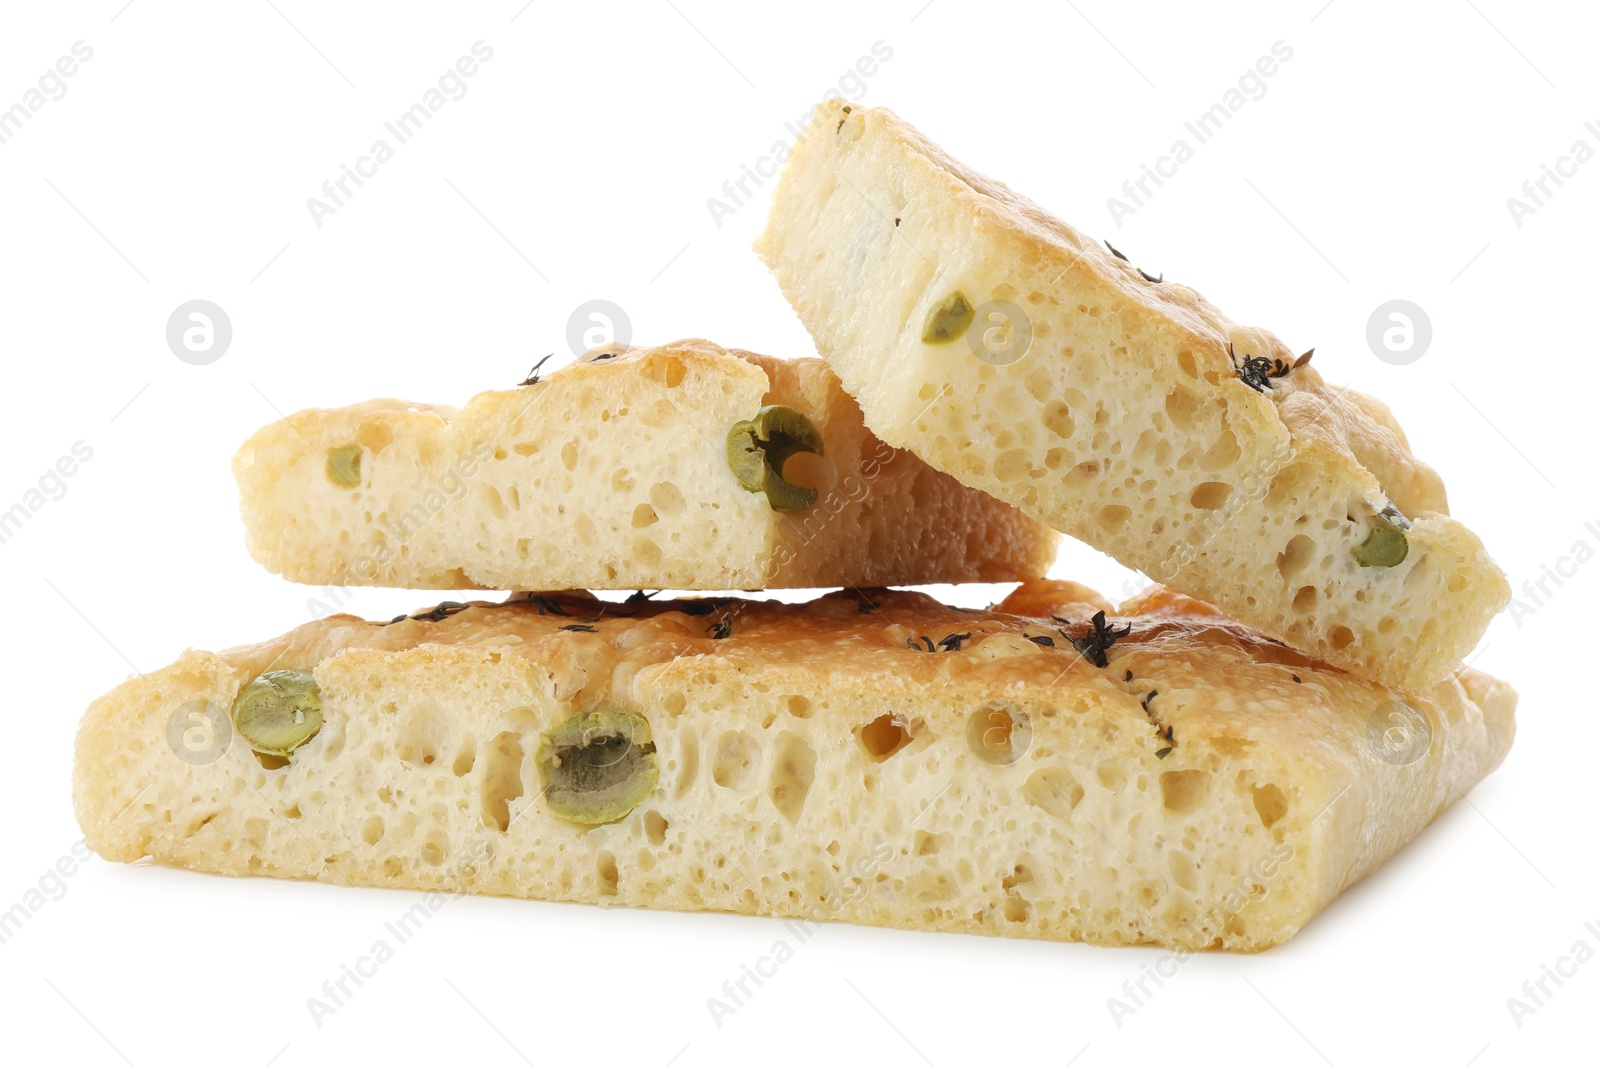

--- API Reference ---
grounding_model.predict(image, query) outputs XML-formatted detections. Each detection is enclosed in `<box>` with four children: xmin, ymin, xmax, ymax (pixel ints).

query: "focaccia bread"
<box><xmin>233</xmin><ymin>338</ymin><xmax>1058</xmax><ymax>591</ymax></box>
<box><xmin>74</xmin><ymin>581</ymin><xmax>1514</xmax><ymax>952</ymax></box>
<box><xmin>755</xmin><ymin>101</ymin><xmax>1508</xmax><ymax>689</ymax></box>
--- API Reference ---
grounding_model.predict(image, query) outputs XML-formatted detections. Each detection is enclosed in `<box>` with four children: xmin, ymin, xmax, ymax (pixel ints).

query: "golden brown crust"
<box><xmin>75</xmin><ymin>581</ymin><xmax>1514</xmax><ymax>952</ymax></box>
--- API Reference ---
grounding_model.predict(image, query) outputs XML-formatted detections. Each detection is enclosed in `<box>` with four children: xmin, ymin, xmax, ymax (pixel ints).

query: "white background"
<box><xmin>1</xmin><ymin>1</ymin><xmax>1594</xmax><ymax>1064</ymax></box>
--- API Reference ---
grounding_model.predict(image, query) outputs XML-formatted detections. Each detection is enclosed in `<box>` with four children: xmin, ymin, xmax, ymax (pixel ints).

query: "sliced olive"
<box><xmin>725</xmin><ymin>405</ymin><xmax>823</xmax><ymax>512</ymax></box>
<box><xmin>1353</xmin><ymin>514</ymin><xmax>1409</xmax><ymax>568</ymax></box>
<box><xmin>326</xmin><ymin>446</ymin><xmax>362</xmax><ymax>488</ymax></box>
<box><xmin>536</xmin><ymin>708</ymin><xmax>659</xmax><ymax>825</ymax></box>
<box><xmin>725</xmin><ymin>423</ymin><xmax>768</xmax><ymax>491</ymax></box>
<box><xmin>233</xmin><ymin>670</ymin><xmax>323</xmax><ymax>758</ymax></box>
<box><xmin>922</xmin><ymin>291</ymin><xmax>974</xmax><ymax>344</ymax></box>
<box><xmin>758</xmin><ymin>469</ymin><xmax>817</xmax><ymax>512</ymax></box>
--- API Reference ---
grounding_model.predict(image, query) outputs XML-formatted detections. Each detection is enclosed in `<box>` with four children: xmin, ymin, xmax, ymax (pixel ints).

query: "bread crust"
<box><xmin>755</xmin><ymin>102</ymin><xmax>1509</xmax><ymax>689</ymax></box>
<box><xmin>75</xmin><ymin>581</ymin><xmax>1514</xmax><ymax>952</ymax></box>
<box><xmin>233</xmin><ymin>338</ymin><xmax>1059</xmax><ymax>591</ymax></box>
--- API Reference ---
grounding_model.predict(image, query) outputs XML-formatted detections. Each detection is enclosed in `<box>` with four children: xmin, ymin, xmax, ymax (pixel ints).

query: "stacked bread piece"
<box><xmin>75</xmin><ymin>102</ymin><xmax>1514</xmax><ymax>952</ymax></box>
<box><xmin>756</xmin><ymin>103</ymin><xmax>1509</xmax><ymax>690</ymax></box>
<box><xmin>233</xmin><ymin>339</ymin><xmax>1057</xmax><ymax>591</ymax></box>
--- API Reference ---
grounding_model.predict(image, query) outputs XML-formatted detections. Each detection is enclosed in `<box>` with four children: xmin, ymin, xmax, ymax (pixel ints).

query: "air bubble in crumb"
<box><xmin>1023</xmin><ymin>766</ymin><xmax>1084</xmax><ymax>817</ymax></box>
<box><xmin>1252</xmin><ymin>783</ymin><xmax>1288</xmax><ymax>828</ymax></box>
<box><xmin>711</xmin><ymin>730</ymin><xmax>760</xmax><ymax>791</ymax></box>
<box><xmin>857</xmin><ymin>714</ymin><xmax>913</xmax><ymax>762</ymax></box>
<box><xmin>1160</xmin><ymin>770</ymin><xmax>1211</xmax><ymax>815</ymax></box>
<box><xmin>480</xmin><ymin>731</ymin><xmax>525</xmax><ymax>832</ymax></box>
<box><xmin>768</xmin><ymin>732</ymin><xmax>816</xmax><ymax>823</ymax></box>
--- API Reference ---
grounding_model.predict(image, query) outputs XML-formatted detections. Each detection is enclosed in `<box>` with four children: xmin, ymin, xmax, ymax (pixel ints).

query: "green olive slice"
<box><xmin>724</xmin><ymin>405</ymin><xmax>823</xmax><ymax>512</ymax></box>
<box><xmin>758</xmin><ymin>468</ymin><xmax>817</xmax><ymax>512</ymax></box>
<box><xmin>233</xmin><ymin>670</ymin><xmax>324</xmax><ymax>758</ymax></box>
<box><xmin>536</xmin><ymin>708</ymin><xmax>659</xmax><ymax>825</ymax></box>
<box><xmin>1353</xmin><ymin>514</ymin><xmax>1409</xmax><ymax>568</ymax></box>
<box><xmin>326</xmin><ymin>446</ymin><xmax>362</xmax><ymax>488</ymax></box>
<box><xmin>922</xmin><ymin>291</ymin><xmax>974</xmax><ymax>344</ymax></box>
<box><xmin>725</xmin><ymin>423</ymin><xmax>768</xmax><ymax>491</ymax></box>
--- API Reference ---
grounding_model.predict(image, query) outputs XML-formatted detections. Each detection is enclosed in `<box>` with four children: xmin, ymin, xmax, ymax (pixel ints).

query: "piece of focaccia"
<box><xmin>755</xmin><ymin>102</ymin><xmax>1508</xmax><ymax>690</ymax></box>
<box><xmin>74</xmin><ymin>581</ymin><xmax>1513</xmax><ymax>952</ymax></box>
<box><xmin>233</xmin><ymin>338</ymin><xmax>1058</xmax><ymax>591</ymax></box>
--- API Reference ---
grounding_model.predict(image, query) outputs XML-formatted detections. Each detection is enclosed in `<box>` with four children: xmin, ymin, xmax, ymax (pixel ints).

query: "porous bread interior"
<box><xmin>75</xmin><ymin>583</ymin><xmax>1515</xmax><ymax>953</ymax></box>
<box><xmin>754</xmin><ymin>102</ymin><xmax>1509</xmax><ymax>689</ymax></box>
<box><xmin>232</xmin><ymin>339</ymin><xmax>1057</xmax><ymax>591</ymax></box>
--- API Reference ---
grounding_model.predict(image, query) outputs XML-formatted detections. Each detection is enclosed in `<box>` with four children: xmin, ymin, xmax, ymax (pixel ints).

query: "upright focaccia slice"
<box><xmin>74</xmin><ymin>581</ymin><xmax>1514</xmax><ymax>952</ymax></box>
<box><xmin>233</xmin><ymin>338</ymin><xmax>1057</xmax><ymax>590</ymax></box>
<box><xmin>755</xmin><ymin>101</ymin><xmax>1508</xmax><ymax>689</ymax></box>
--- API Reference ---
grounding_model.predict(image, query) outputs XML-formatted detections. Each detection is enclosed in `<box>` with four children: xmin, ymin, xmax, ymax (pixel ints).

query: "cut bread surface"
<box><xmin>756</xmin><ymin>101</ymin><xmax>1509</xmax><ymax>689</ymax></box>
<box><xmin>233</xmin><ymin>338</ymin><xmax>1058</xmax><ymax>591</ymax></box>
<box><xmin>74</xmin><ymin>581</ymin><xmax>1514</xmax><ymax>952</ymax></box>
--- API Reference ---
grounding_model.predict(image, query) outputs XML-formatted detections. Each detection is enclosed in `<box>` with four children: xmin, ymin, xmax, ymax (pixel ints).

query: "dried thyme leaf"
<box><xmin>519</xmin><ymin>353</ymin><xmax>554</xmax><ymax>386</ymax></box>
<box><xmin>1231</xmin><ymin>343</ymin><xmax>1293</xmax><ymax>393</ymax></box>
<box><xmin>531</xmin><ymin>595</ymin><xmax>570</xmax><ymax>617</ymax></box>
<box><xmin>1104</xmin><ymin>240</ymin><xmax>1163</xmax><ymax>282</ymax></box>
<box><xmin>411</xmin><ymin>601</ymin><xmax>468</xmax><ymax>622</ymax></box>
<box><xmin>1067</xmin><ymin>610</ymin><xmax>1132</xmax><ymax>668</ymax></box>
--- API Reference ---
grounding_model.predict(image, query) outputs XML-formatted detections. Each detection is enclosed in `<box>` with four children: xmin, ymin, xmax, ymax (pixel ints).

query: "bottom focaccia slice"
<box><xmin>74</xmin><ymin>582</ymin><xmax>1515</xmax><ymax>952</ymax></box>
